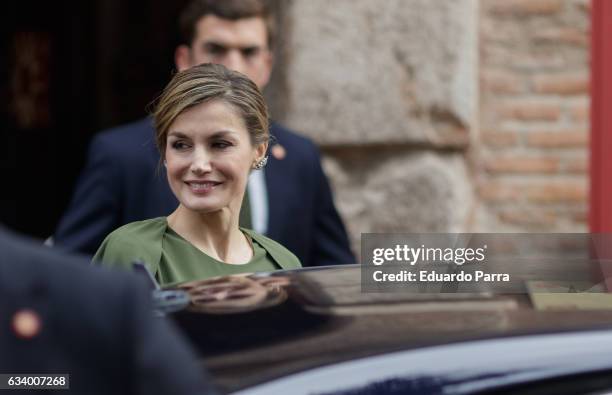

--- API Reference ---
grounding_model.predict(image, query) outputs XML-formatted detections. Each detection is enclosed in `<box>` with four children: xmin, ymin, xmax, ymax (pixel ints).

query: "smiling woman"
<box><xmin>165</xmin><ymin>101</ymin><xmax>258</xmax><ymax>219</ymax></box>
<box><xmin>92</xmin><ymin>63</ymin><xmax>301</xmax><ymax>285</ymax></box>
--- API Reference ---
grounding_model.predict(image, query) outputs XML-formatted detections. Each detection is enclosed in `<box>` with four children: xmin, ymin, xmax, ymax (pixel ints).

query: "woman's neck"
<box><xmin>166</xmin><ymin>205</ymin><xmax>252</xmax><ymax>264</ymax></box>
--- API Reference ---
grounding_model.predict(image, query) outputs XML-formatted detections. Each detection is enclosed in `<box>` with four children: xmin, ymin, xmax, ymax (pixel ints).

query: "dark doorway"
<box><xmin>1</xmin><ymin>0</ymin><xmax>189</xmax><ymax>239</ymax></box>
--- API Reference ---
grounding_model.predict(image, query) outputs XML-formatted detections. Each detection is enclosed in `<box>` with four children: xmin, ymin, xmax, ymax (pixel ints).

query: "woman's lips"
<box><xmin>185</xmin><ymin>181</ymin><xmax>222</xmax><ymax>193</ymax></box>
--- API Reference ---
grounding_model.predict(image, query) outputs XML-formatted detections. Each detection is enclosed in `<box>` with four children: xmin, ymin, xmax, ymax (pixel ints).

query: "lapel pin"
<box><xmin>12</xmin><ymin>309</ymin><xmax>41</xmax><ymax>339</ymax></box>
<box><xmin>271</xmin><ymin>144</ymin><xmax>286</xmax><ymax>160</ymax></box>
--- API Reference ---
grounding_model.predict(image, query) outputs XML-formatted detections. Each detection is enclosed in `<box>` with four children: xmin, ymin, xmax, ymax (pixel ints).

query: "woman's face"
<box><xmin>165</xmin><ymin>100</ymin><xmax>266</xmax><ymax>215</ymax></box>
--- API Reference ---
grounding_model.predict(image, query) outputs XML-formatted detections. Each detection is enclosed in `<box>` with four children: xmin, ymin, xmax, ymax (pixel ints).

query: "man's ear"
<box><xmin>174</xmin><ymin>45</ymin><xmax>192</xmax><ymax>72</ymax></box>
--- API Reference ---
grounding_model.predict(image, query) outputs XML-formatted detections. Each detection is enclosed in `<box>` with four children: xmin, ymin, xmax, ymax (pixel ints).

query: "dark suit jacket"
<box><xmin>0</xmin><ymin>226</ymin><xmax>215</xmax><ymax>395</ymax></box>
<box><xmin>54</xmin><ymin>118</ymin><xmax>355</xmax><ymax>267</ymax></box>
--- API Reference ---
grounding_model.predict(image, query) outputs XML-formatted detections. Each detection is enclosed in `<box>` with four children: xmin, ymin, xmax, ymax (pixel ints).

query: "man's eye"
<box><xmin>205</xmin><ymin>44</ymin><xmax>227</xmax><ymax>56</ymax></box>
<box><xmin>242</xmin><ymin>47</ymin><xmax>260</xmax><ymax>58</ymax></box>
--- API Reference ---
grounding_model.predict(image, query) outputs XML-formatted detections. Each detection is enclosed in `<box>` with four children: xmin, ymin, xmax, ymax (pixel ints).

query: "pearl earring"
<box><xmin>253</xmin><ymin>156</ymin><xmax>268</xmax><ymax>170</ymax></box>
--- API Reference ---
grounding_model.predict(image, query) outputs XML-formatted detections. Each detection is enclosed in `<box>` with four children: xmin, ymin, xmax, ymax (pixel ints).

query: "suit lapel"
<box><xmin>146</xmin><ymin>123</ymin><xmax>178</xmax><ymax>214</ymax></box>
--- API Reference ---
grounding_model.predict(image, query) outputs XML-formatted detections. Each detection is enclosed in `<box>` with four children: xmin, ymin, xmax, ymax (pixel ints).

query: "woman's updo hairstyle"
<box><xmin>153</xmin><ymin>63</ymin><xmax>269</xmax><ymax>159</ymax></box>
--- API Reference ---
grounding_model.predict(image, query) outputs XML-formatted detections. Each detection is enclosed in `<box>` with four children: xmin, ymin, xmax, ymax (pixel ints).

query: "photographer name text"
<box><xmin>370</xmin><ymin>244</ymin><xmax>510</xmax><ymax>283</ymax></box>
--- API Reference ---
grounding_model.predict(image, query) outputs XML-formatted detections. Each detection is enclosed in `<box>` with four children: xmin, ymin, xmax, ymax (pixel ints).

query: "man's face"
<box><xmin>176</xmin><ymin>15</ymin><xmax>272</xmax><ymax>89</ymax></box>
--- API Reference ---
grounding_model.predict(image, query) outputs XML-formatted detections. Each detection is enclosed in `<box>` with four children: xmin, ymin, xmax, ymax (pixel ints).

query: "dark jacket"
<box><xmin>0</xmin><ymin>226</ymin><xmax>216</xmax><ymax>394</ymax></box>
<box><xmin>54</xmin><ymin>118</ymin><xmax>354</xmax><ymax>267</ymax></box>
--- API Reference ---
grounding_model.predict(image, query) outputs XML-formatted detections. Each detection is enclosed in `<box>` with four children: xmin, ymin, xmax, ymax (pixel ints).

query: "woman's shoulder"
<box><xmin>107</xmin><ymin>217</ymin><xmax>167</xmax><ymax>240</ymax></box>
<box><xmin>242</xmin><ymin>228</ymin><xmax>302</xmax><ymax>270</ymax></box>
<box><xmin>93</xmin><ymin>218</ymin><xmax>167</xmax><ymax>272</ymax></box>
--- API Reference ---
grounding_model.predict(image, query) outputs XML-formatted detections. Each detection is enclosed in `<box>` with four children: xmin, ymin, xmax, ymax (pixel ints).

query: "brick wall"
<box><xmin>476</xmin><ymin>0</ymin><xmax>591</xmax><ymax>231</ymax></box>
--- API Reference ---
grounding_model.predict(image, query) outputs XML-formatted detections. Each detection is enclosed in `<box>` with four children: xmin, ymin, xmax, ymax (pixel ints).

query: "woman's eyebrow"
<box><xmin>168</xmin><ymin>130</ymin><xmax>239</xmax><ymax>139</ymax></box>
<box><xmin>168</xmin><ymin>131</ymin><xmax>189</xmax><ymax>138</ymax></box>
<box><xmin>210</xmin><ymin>130</ymin><xmax>238</xmax><ymax>138</ymax></box>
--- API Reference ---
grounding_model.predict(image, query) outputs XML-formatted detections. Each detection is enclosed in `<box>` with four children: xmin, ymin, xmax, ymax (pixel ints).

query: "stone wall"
<box><xmin>267</xmin><ymin>0</ymin><xmax>478</xmax><ymax>253</ymax></box>
<box><xmin>267</xmin><ymin>0</ymin><xmax>590</xmax><ymax>257</ymax></box>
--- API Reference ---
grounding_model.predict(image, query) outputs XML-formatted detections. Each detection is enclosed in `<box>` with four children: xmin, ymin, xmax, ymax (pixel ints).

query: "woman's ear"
<box><xmin>251</xmin><ymin>142</ymin><xmax>269</xmax><ymax>170</ymax></box>
<box><xmin>255</xmin><ymin>142</ymin><xmax>268</xmax><ymax>162</ymax></box>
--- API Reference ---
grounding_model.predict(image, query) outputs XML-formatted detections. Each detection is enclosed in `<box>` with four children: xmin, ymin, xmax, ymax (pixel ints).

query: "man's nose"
<box><xmin>221</xmin><ymin>50</ymin><xmax>247</xmax><ymax>75</ymax></box>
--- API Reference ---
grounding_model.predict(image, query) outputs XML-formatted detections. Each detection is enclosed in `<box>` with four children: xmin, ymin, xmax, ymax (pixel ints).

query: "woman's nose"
<box><xmin>190</xmin><ymin>149</ymin><xmax>212</xmax><ymax>174</ymax></box>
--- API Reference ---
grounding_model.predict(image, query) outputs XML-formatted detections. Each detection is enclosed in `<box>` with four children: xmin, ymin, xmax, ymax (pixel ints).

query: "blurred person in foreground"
<box><xmin>54</xmin><ymin>0</ymin><xmax>354</xmax><ymax>268</ymax></box>
<box><xmin>93</xmin><ymin>63</ymin><xmax>301</xmax><ymax>284</ymax></box>
<box><xmin>0</xmin><ymin>225</ymin><xmax>216</xmax><ymax>395</ymax></box>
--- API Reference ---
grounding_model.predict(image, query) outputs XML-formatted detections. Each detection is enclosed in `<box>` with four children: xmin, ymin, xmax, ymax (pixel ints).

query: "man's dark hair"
<box><xmin>179</xmin><ymin>0</ymin><xmax>276</xmax><ymax>48</ymax></box>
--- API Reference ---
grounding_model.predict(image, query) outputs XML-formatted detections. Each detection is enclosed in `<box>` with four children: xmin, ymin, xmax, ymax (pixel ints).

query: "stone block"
<box><xmin>275</xmin><ymin>0</ymin><xmax>477</xmax><ymax>147</ymax></box>
<box><xmin>323</xmin><ymin>152</ymin><xmax>474</xmax><ymax>252</ymax></box>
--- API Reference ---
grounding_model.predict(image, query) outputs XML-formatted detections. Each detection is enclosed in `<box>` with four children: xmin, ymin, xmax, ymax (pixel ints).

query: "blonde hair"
<box><xmin>153</xmin><ymin>63</ymin><xmax>269</xmax><ymax>159</ymax></box>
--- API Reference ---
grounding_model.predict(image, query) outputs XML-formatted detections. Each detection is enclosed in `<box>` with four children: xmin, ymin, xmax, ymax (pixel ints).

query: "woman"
<box><xmin>93</xmin><ymin>63</ymin><xmax>301</xmax><ymax>285</ymax></box>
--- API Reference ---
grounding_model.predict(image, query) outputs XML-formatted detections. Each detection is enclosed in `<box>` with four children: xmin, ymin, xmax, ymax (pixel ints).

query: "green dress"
<box><xmin>92</xmin><ymin>217</ymin><xmax>301</xmax><ymax>285</ymax></box>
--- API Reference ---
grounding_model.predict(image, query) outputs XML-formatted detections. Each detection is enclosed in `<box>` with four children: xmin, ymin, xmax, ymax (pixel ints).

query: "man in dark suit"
<box><xmin>0</xmin><ymin>225</ymin><xmax>216</xmax><ymax>395</ymax></box>
<box><xmin>54</xmin><ymin>0</ymin><xmax>354</xmax><ymax>268</ymax></box>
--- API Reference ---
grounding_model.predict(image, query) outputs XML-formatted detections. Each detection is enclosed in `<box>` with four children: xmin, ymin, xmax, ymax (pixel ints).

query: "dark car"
<box><xmin>157</xmin><ymin>264</ymin><xmax>612</xmax><ymax>394</ymax></box>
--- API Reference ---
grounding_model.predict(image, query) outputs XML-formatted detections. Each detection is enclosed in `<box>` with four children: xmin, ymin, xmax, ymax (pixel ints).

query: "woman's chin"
<box><xmin>177</xmin><ymin>194</ymin><xmax>242</xmax><ymax>218</ymax></box>
<box><xmin>181</xmin><ymin>202</ymin><xmax>225</xmax><ymax>215</ymax></box>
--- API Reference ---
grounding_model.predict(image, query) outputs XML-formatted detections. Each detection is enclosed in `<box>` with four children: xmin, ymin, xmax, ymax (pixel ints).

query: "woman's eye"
<box><xmin>213</xmin><ymin>141</ymin><xmax>232</xmax><ymax>149</ymax></box>
<box><xmin>171</xmin><ymin>141</ymin><xmax>190</xmax><ymax>150</ymax></box>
